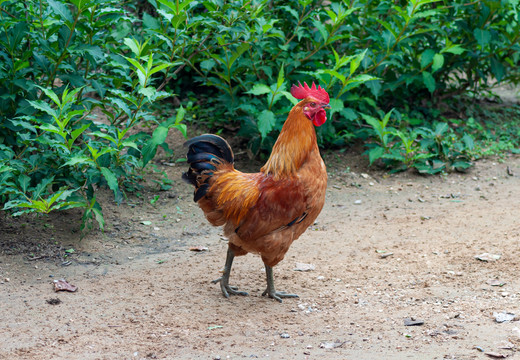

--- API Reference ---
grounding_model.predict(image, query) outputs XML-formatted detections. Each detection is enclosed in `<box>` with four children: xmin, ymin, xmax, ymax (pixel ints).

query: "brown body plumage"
<box><xmin>183</xmin><ymin>82</ymin><xmax>329</xmax><ymax>302</ymax></box>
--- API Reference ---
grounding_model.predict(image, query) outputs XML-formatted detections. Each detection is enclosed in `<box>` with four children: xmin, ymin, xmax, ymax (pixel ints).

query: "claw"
<box><xmin>262</xmin><ymin>288</ymin><xmax>298</xmax><ymax>303</ymax></box>
<box><xmin>263</xmin><ymin>265</ymin><xmax>298</xmax><ymax>303</ymax></box>
<box><xmin>213</xmin><ymin>248</ymin><xmax>248</xmax><ymax>298</ymax></box>
<box><xmin>212</xmin><ymin>276</ymin><xmax>248</xmax><ymax>297</ymax></box>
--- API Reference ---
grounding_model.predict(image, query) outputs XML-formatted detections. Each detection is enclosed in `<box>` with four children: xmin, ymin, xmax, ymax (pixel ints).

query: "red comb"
<box><xmin>290</xmin><ymin>81</ymin><xmax>330</xmax><ymax>104</ymax></box>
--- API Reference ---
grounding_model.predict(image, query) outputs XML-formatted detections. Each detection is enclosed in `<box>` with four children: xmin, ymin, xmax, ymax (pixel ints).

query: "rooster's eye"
<box><xmin>310</xmin><ymin>102</ymin><xmax>316</xmax><ymax>107</ymax></box>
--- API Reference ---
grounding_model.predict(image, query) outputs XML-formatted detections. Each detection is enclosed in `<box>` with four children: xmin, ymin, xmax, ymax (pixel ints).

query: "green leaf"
<box><xmin>47</xmin><ymin>0</ymin><xmax>74</xmax><ymax>26</ymax></box>
<box><xmin>281</xmin><ymin>91</ymin><xmax>298</xmax><ymax>105</ymax></box>
<box><xmin>100</xmin><ymin>167</ymin><xmax>119</xmax><ymax>195</ymax></box>
<box><xmin>18</xmin><ymin>174</ymin><xmax>31</xmax><ymax>193</ymax></box>
<box><xmin>257</xmin><ymin>110</ymin><xmax>275</xmax><ymax>138</ymax></box>
<box><xmin>139</xmin><ymin>86</ymin><xmax>156</xmax><ymax>100</ymax></box>
<box><xmin>320</xmin><ymin>69</ymin><xmax>346</xmax><ymax>84</ymax></box>
<box><xmin>63</xmin><ymin>156</ymin><xmax>93</xmax><ymax>167</ymax></box>
<box><xmin>329</xmin><ymin>98</ymin><xmax>344</xmax><ymax>116</ymax></box>
<box><xmin>474</xmin><ymin>28</ymin><xmax>491</xmax><ymax>48</ymax></box>
<box><xmin>36</xmin><ymin>86</ymin><xmax>61</xmax><ymax>107</ymax></box>
<box><xmin>174</xmin><ymin>106</ymin><xmax>186</xmax><ymax>125</ymax></box>
<box><xmin>141</xmin><ymin>125</ymin><xmax>169</xmax><ymax>167</ymax></box>
<box><xmin>200</xmin><ymin>59</ymin><xmax>216</xmax><ymax>72</ymax></box>
<box><xmin>442</xmin><ymin>45</ymin><xmax>466</xmax><ymax>55</ymax></box>
<box><xmin>277</xmin><ymin>66</ymin><xmax>285</xmax><ymax>88</ymax></box>
<box><xmin>431</xmin><ymin>54</ymin><xmax>444</xmax><ymax>72</ymax></box>
<box><xmin>490</xmin><ymin>57</ymin><xmax>505</xmax><ymax>82</ymax></box>
<box><xmin>420</xmin><ymin>49</ymin><xmax>435</xmax><ymax>69</ymax></box>
<box><xmin>368</xmin><ymin>147</ymin><xmax>385</xmax><ymax>165</ymax></box>
<box><xmin>247</xmin><ymin>84</ymin><xmax>271</xmax><ymax>96</ymax></box>
<box><xmin>229</xmin><ymin>43</ymin><xmax>250</xmax><ymax>68</ymax></box>
<box><xmin>422</xmin><ymin>71</ymin><xmax>435</xmax><ymax>93</ymax></box>
<box><xmin>125</xmin><ymin>57</ymin><xmax>147</xmax><ymax>79</ymax></box>
<box><xmin>124</xmin><ymin>38</ymin><xmax>141</xmax><ymax>56</ymax></box>
<box><xmin>28</xmin><ymin>100</ymin><xmax>57</xmax><ymax>118</ymax></box>
<box><xmin>70</xmin><ymin>124</ymin><xmax>90</xmax><ymax>143</ymax></box>
<box><xmin>313</xmin><ymin>19</ymin><xmax>328</xmax><ymax>42</ymax></box>
<box><xmin>350</xmin><ymin>49</ymin><xmax>367</xmax><ymax>75</ymax></box>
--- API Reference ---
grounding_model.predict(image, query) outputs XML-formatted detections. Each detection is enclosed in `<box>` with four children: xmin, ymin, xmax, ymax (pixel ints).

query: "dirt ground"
<box><xmin>2</xmin><ymin>145</ymin><xmax>520</xmax><ymax>359</ymax></box>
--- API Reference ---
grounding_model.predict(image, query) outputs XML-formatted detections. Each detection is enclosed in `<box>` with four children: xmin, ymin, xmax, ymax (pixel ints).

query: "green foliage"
<box><xmin>145</xmin><ymin>0</ymin><xmax>520</xmax><ymax>159</ymax></box>
<box><xmin>0</xmin><ymin>0</ymin><xmax>186</xmax><ymax>232</ymax></box>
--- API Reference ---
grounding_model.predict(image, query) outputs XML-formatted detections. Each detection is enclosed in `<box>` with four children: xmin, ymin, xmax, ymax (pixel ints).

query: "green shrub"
<box><xmin>0</xmin><ymin>0</ymin><xmax>186</xmax><ymax>231</ymax></box>
<box><xmin>157</xmin><ymin>0</ymin><xmax>520</xmax><ymax>163</ymax></box>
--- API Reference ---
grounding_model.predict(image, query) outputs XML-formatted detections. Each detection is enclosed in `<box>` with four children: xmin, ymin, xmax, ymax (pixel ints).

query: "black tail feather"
<box><xmin>182</xmin><ymin>134</ymin><xmax>233</xmax><ymax>202</ymax></box>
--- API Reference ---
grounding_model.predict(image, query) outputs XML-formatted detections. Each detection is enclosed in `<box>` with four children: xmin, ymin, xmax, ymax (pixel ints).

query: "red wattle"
<box><xmin>312</xmin><ymin>109</ymin><xmax>327</xmax><ymax>127</ymax></box>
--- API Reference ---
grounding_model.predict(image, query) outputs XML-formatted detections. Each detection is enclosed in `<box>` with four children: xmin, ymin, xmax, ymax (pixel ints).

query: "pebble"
<box><xmin>354</xmin><ymin>200</ymin><xmax>362</xmax><ymax>205</ymax></box>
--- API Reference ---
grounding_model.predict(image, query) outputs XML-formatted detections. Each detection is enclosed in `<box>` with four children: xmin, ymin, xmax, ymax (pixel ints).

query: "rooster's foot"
<box><xmin>262</xmin><ymin>288</ymin><xmax>299</xmax><ymax>303</ymax></box>
<box><xmin>212</xmin><ymin>277</ymin><xmax>248</xmax><ymax>297</ymax></box>
<box><xmin>263</xmin><ymin>265</ymin><xmax>299</xmax><ymax>303</ymax></box>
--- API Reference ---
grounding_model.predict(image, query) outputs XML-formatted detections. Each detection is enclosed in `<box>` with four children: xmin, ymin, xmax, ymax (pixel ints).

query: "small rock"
<box><xmin>294</xmin><ymin>262</ymin><xmax>315</xmax><ymax>272</ymax></box>
<box><xmin>475</xmin><ymin>253</ymin><xmax>501</xmax><ymax>262</ymax></box>
<box><xmin>494</xmin><ymin>311</ymin><xmax>516</xmax><ymax>323</ymax></box>
<box><xmin>280</xmin><ymin>333</ymin><xmax>290</xmax><ymax>339</ymax></box>
<box><xmin>332</xmin><ymin>185</ymin><xmax>342</xmax><ymax>190</ymax></box>
<box><xmin>486</xmin><ymin>279</ymin><xmax>506</xmax><ymax>287</ymax></box>
<box><xmin>319</xmin><ymin>341</ymin><xmax>345</xmax><ymax>349</ymax></box>
<box><xmin>189</xmin><ymin>246</ymin><xmax>208</xmax><ymax>252</ymax></box>
<box><xmin>380</xmin><ymin>252</ymin><xmax>393</xmax><ymax>259</ymax></box>
<box><xmin>484</xmin><ymin>352</ymin><xmax>507</xmax><ymax>359</ymax></box>
<box><xmin>354</xmin><ymin>200</ymin><xmax>362</xmax><ymax>205</ymax></box>
<box><xmin>404</xmin><ymin>318</ymin><xmax>424</xmax><ymax>326</ymax></box>
<box><xmin>510</xmin><ymin>327</ymin><xmax>520</xmax><ymax>344</ymax></box>
<box><xmin>361</xmin><ymin>173</ymin><xmax>370</xmax><ymax>179</ymax></box>
<box><xmin>507</xmin><ymin>166</ymin><xmax>514</xmax><ymax>176</ymax></box>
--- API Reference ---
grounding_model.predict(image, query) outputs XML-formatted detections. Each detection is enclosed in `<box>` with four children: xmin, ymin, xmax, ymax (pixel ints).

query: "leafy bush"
<box><xmin>156</xmin><ymin>0</ymin><xmax>520</xmax><ymax>162</ymax></box>
<box><xmin>0</xmin><ymin>0</ymin><xmax>186</xmax><ymax>231</ymax></box>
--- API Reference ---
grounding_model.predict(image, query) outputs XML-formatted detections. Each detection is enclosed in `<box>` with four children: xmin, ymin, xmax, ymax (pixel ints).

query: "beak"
<box><xmin>321</xmin><ymin>104</ymin><xmax>331</xmax><ymax>109</ymax></box>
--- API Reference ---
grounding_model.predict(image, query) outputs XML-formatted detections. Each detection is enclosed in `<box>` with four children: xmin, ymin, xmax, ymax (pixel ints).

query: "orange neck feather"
<box><xmin>261</xmin><ymin>102</ymin><xmax>317</xmax><ymax>178</ymax></box>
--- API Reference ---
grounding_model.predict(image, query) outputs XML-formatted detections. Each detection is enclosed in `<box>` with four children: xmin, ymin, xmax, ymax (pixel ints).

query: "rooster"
<box><xmin>183</xmin><ymin>82</ymin><xmax>329</xmax><ymax>302</ymax></box>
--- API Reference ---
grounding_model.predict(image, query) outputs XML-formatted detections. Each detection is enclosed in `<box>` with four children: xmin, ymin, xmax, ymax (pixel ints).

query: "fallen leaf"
<box><xmin>475</xmin><ymin>253</ymin><xmax>501</xmax><ymax>262</ymax></box>
<box><xmin>53</xmin><ymin>279</ymin><xmax>77</xmax><ymax>292</ymax></box>
<box><xmin>294</xmin><ymin>262</ymin><xmax>315</xmax><ymax>272</ymax></box>
<box><xmin>190</xmin><ymin>246</ymin><xmax>208</xmax><ymax>252</ymax></box>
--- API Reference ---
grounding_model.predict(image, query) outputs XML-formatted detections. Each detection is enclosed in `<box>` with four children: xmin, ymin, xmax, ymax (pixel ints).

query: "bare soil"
<box><xmin>2</xmin><ymin>148</ymin><xmax>520</xmax><ymax>360</ymax></box>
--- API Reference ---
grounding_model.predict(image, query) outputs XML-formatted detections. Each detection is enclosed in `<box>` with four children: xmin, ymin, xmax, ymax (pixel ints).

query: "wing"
<box><xmin>198</xmin><ymin>167</ymin><xmax>308</xmax><ymax>241</ymax></box>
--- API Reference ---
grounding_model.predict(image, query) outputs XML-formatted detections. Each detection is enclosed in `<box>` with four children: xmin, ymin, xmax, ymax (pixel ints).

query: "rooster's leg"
<box><xmin>211</xmin><ymin>247</ymin><xmax>248</xmax><ymax>298</ymax></box>
<box><xmin>262</xmin><ymin>265</ymin><xmax>299</xmax><ymax>303</ymax></box>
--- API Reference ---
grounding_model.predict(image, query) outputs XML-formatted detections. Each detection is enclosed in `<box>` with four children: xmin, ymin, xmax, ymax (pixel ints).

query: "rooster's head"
<box><xmin>290</xmin><ymin>81</ymin><xmax>330</xmax><ymax>127</ymax></box>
